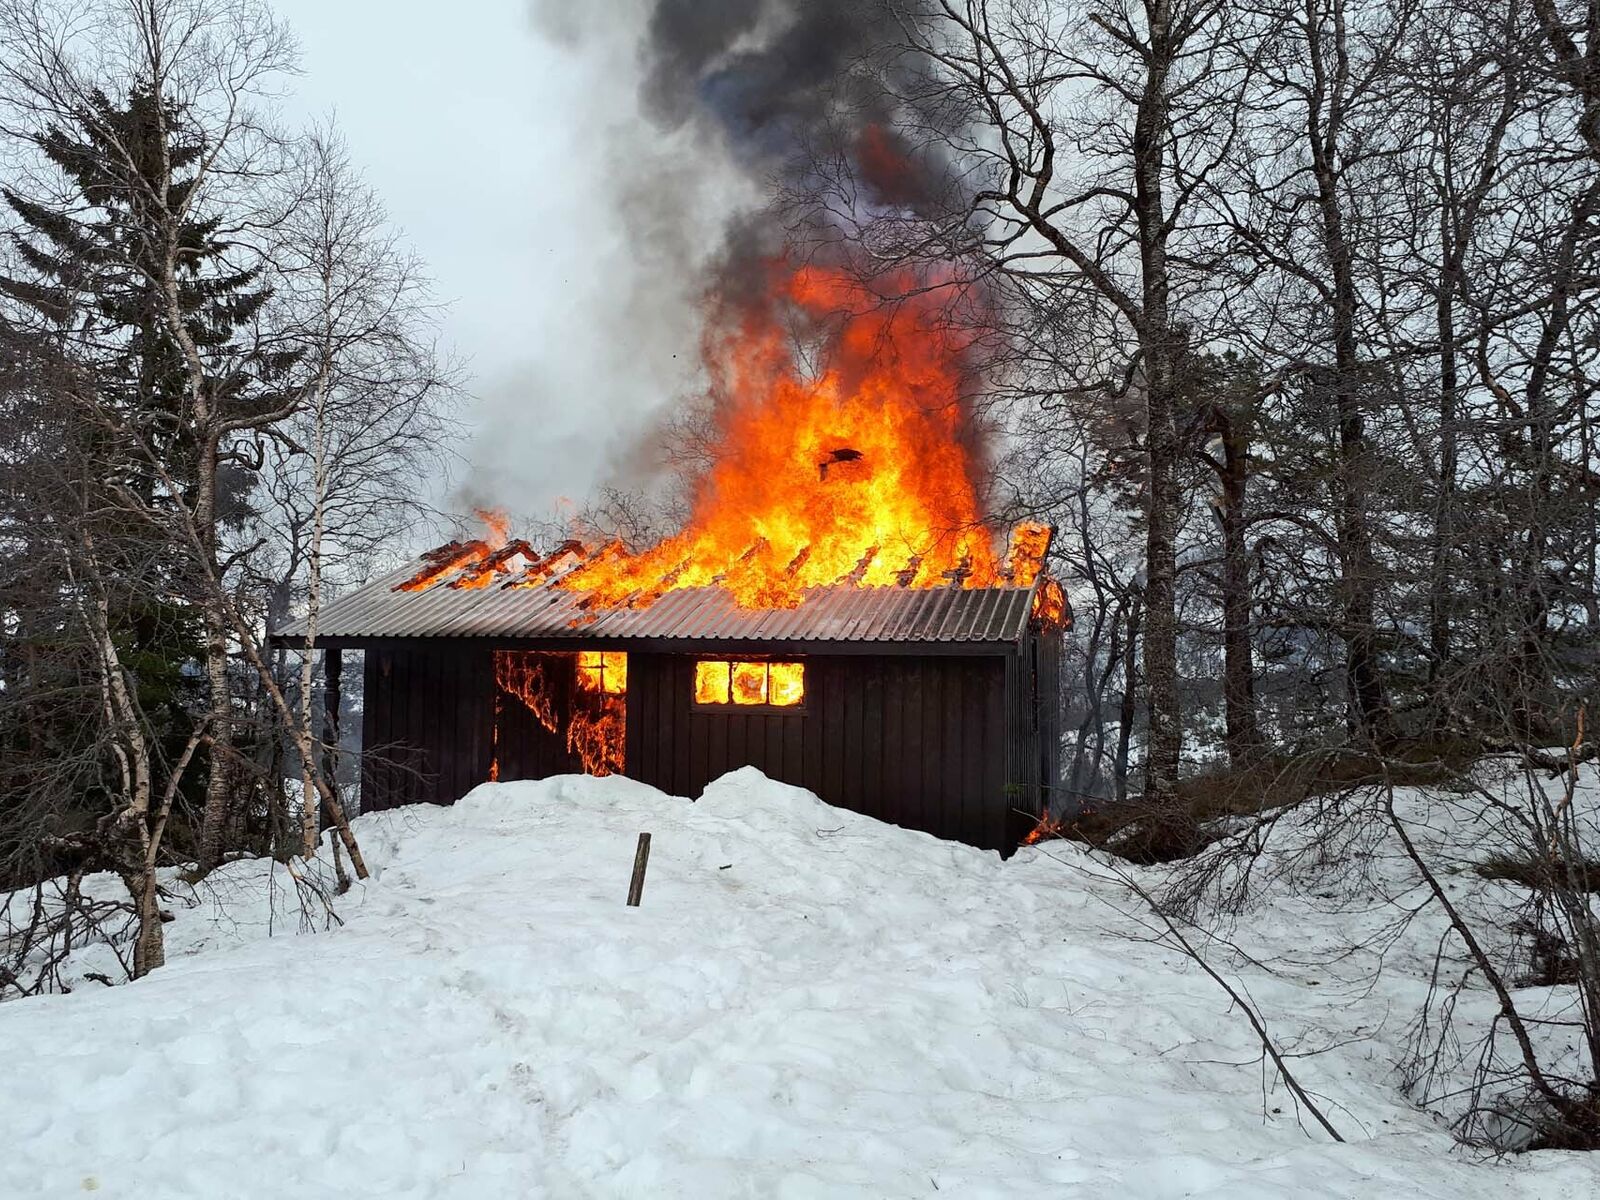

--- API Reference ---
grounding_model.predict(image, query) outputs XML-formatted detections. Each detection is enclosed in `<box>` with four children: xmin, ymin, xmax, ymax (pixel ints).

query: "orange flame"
<box><xmin>1022</xmin><ymin>812</ymin><xmax>1067</xmax><ymax>846</ymax></box>
<box><xmin>567</xmin><ymin>700</ymin><xmax>624</xmax><ymax>776</ymax></box>
<box><xmin>693</xmin><ymin>660</ymin><xmax>805</xmax><ymax>707</ymax></box>
<box><xmin>1006</xmin><ymin>521</ymin><xmax>1052</xmax><ymax>586</ymax></box>
<box><xmin>493</xmin><ymin>649</ymin><xmax>625</xmax><ymax>778</ymax></box>
<box><xmin>396</xmin><ymin>509</ymin><xmax>513</xmax><ymax>592</ymax></box>
<box><xmin>1032</xmin><ymin>577</ymin><xmax>1067</xmax><ymax>629</ymax></box>
<box><xmin>576</xmin><ymin>651</ymin><xmax>627</xmax><ymax>695</ymax></box>
<box><xmin>451</xmin><ymin>539</ymin><xmax>533</xmax><ymax>590</ymax></box>
<box><xmin>734</xmin><ymin>662</ymin><xmax>767</xmax><ymax>704</ymax></box>
<box><xmin>395</xmin><ymin>539</ymin><xmax>491</xmax><ymax>592</ymax></box>
<box><xmin>558</xmin><ymin>264</ymin><xmax>1000</xmax><ymax>609</ymax></box>
<box><xmin>495</xmin><ymin>651</ymin><xmax>559</xmax><ymax>734</ymax></box>
<box><xmin>475</xmin><ymin>507</ymin><xmax>510</xmax><ymax>549</ymax></box>
<box><xmin>767</xmin><ymin>661</ymin><xmax>805</xmax><ymax>707</ymax></box>
<box><xmin>694</xmin><ymin>660</ymin><xmax>729</xmax><ymax>705</ymax></box>
<box><xmin>571</xmin><ymin>650</ymin><xmax>626</xmax><ymax>775</ymax></box>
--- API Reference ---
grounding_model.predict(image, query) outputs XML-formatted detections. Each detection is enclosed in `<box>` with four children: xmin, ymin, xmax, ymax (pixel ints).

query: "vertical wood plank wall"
<box><xmin>361</xmin><ymin>645</ymin><xmax>493</xmax><ymax>810</ymax></box>
<box><xmin>361</xmin><ymin>642</ymin><xmax>1055</xmax><ymax>852</ymax></box>
<box><xmin>625</xmin><ymin>653</ymin><xmax>1019</xmax><ymax>851</ymax></box>
<box><xmin>362</xmin><ymin>646</ymin><xmax>586</xmax><ymax>810</ymax></box>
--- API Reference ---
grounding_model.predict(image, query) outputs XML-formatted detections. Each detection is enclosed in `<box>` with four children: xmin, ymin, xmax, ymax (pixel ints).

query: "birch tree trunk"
<box><xmin>297</xmin><ymin>356</ymin><xmax>331</xmax><ymax>860</ymax></box>
<box><xmin>72</xmin><ymin>548</ymin><xmax>162</xmax><ymax>975</ymax></box>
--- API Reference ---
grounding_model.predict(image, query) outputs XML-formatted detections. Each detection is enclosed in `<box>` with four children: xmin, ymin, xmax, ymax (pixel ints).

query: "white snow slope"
<box><xmin>3</xmin><ymin>768</ymin><xmax>1596</xmax><ymax>1198</ymax></box>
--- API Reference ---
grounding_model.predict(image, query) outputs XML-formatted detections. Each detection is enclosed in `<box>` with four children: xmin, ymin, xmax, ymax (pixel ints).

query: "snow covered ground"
<box><xmin>2</xmin><ymin>768</ymin><xmax>1595</xmax><ymax>1197</ymax></box>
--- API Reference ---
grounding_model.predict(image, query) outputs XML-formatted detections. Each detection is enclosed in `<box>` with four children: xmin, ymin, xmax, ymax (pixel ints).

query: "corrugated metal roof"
<box><xmin>272</xmin><ymin>557</ymin><xmax>1039</xmax><ymax>647</ymax></box>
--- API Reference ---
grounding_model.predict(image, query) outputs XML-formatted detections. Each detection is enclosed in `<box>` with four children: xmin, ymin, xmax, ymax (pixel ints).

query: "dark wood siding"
<box><xmin>1001</xmin><ymin>624</ymin><xmax>1065</xmax><ymax>846</ymax></box>
<box><xmin>360</xmin><ymin>645</ymin><xmax>494</xmax><ymax>810</ymax></box>
<box><xmin>494</xmin><ymin>654</ymin><xmax>584</xmax><ymax>783</ymax></box>
<box><xmin>626</xmin><ymin>653</ymin><xmax>1017</xmax><ymax>851</ymax></box>
<box><xmin>360</xmin><ymin>639</ymin><xmax>1060</xmax><ymax>852</ymax></box>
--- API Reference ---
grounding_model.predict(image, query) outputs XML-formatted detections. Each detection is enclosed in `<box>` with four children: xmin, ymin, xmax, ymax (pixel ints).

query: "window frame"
<box><xmin>691</xmin><ymin>657</ymin><xmax>808</xmax><ymax>714</ymax></box>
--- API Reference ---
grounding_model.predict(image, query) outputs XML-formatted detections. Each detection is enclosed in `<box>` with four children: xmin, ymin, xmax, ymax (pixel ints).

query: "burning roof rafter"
<box><xmin>390</xmin><ymin>518</ymin><xmax>1058</xmax><ymax>615</ymax></box>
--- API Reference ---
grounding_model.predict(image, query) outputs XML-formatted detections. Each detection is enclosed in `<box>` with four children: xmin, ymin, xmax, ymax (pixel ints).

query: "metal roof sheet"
<box><xmin>272</xmin><ymin>559</ymin><xmax>1039</xmax><ymax>648</ymax></box>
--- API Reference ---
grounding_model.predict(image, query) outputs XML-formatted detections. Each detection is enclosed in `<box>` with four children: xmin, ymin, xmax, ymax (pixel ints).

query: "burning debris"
<box><xmin>817</xmin><ymin>447</ymin><xmax>863</xmax><ymax>480</ymax></box>
<box><xmin>397</xmin><ymin>511</ymin><xmax>1057</xmax><ymax>616</ymax></box>
<box><xmin>395</xmin><ymin>539</ymin><xmax>493</xmax><ymax>593</ymax></box>
<box><xmin>1022</xmin><ymin>812</ymin><xmax>1069</xmax><ymax>846</ymax></box>
<box><xmin>449</xmin><ymin>539</ymin><xmax>534</xmax><ymax>589</ymax></box>
<box><xmin>395</xmin><ymin>508</ymin><xmax>513</xmax><ymax>592</ymax></box>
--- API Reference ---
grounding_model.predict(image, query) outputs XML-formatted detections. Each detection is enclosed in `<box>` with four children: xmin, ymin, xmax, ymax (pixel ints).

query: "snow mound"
<box><xmin>1</xmin><ymin>770</ymin><xmax>1592</xmax><ymax>1198</ymax></box>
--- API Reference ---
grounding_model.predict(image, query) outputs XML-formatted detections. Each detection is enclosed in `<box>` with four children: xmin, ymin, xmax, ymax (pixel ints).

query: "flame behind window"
<box><xmin>694</xmin><ymin>660</ymin><xmax>731</xmax><ymax>705</ymax></box>
<box><xmin>577</xmin><ymin>650</ymin><xmax>628</xmax><ymax>695</ymax></box>
<box><xmin>768</xmin><ymin>662</ymin><xmax>805</xmax><ymax>706</ymax></box>
<box><xmin>732</xmin><ymin>662</ymin><xmax>767</xmax><ymax>704</ymax></box>
<box><xmin>694</xmin><ymin>660</ymin><xmax>805</xmax><ymax>707</ymax></box>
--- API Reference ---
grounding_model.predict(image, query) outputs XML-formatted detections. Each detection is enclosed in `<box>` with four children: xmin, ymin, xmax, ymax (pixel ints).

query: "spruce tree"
<box><xmin>0</xmin><ymin>84</ymin><xmax>279</xmax><ymax>844</ymax></box>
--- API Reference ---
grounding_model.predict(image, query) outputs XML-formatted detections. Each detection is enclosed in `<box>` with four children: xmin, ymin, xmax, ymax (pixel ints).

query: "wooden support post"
<box><xmin>626</xmin><ymin>832</ymin><xmax>652</xmax><ymax>907</ymax></box>
<box><xmin>321</xmin><ymin>648</ymin><xmax>343</xmax><ymax>827</ymax></box>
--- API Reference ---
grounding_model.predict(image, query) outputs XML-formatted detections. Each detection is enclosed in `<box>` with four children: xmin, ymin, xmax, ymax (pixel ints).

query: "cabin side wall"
<box><xmin>362</xmin><ymin>644</ymin><xmax>597</xmax><ymax>810</ymax></box>
<box><xmin>1010</xmin><ymin>623</ymin><xmax>1063</xmax><ymax>835</ymax></box>
<box><xmin>360</xmin><ymin>642</ymin><xmax>1057</xmax><ymax>852</ymax></box>
<box><xmin>624</xmin><ymin>652</ymin><xmax>1019</xmax><ymax>851</ymax></box>
<box><xmin>360</xmin><ymin>645</ymin><xmax>494</xmax><ymax>810</ymax></box>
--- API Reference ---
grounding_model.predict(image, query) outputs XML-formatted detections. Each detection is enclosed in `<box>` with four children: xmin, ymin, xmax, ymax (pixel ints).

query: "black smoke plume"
<box><xmin>636</xmin><ymin>0</ymin><xmax>963</xmax><ymax>274</ymax></box>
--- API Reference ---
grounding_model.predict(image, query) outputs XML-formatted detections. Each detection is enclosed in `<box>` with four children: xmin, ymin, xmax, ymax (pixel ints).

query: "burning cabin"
<box><xmin>273</xmin><ymin>527</ymin><xmax>1067</xmax><ymax>853</ymax></box>
<box><xmin>274</xmin><ymin>264</ymin><xmax>1073</xmax><ymax>849</ymax></box>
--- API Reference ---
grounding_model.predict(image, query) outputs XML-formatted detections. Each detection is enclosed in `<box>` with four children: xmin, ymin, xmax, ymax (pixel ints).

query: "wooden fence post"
<box><xmin>626</xmin><ymin>832</ymin><xmax>652</xmax><ymax>907</ymax></box>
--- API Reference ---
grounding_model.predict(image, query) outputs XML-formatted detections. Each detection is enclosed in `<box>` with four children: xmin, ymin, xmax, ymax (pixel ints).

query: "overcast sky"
<box><xmin>268</xmin><ymin>0</ymin><xmax>739</xmax><ymax>529</ymax></box>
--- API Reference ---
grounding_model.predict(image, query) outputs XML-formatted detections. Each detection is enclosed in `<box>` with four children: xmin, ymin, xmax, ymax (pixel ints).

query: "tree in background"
<box><xmin>0</xmin><ymin>80</ymin><xmax>273</xmax><ymax>857</ymax></box>
<box><xmin>258</xmin><ymin>127</ymin><xmax>455</xmax><ymax>859</ymax></box>
<box><xmin>0</xmin><ymin>0</ymin><xmax>452</xmax><ymax>985</ymax></box>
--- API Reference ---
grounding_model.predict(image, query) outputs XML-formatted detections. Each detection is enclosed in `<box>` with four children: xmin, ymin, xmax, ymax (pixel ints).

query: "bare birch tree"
<box><xmin>263</xmin><ymin>126</ymin><xmax>455</xmax><ymax>857</ymax></box>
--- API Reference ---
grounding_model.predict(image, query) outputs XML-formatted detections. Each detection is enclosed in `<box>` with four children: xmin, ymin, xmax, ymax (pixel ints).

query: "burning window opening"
<box><xmin>577</xmin><ymin>650</ymin><xmax>627</xmax><ymax>695</ymax></box>
<box><xmin>694</xmin><ymin>660</ymin><xmax>806</xmax><ymax>708</ymax></box>
<box><xmin>492</xmin><ymin>649</ymin><xmax>626</xmax><ymax>776</ymax></box>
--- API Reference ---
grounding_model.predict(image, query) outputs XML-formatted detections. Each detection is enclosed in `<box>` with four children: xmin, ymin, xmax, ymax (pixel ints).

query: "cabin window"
<box><xmin>576</xmin><ymin>650</ymin><xmax>627</xmax><ymax>695</ymax></box>
<box><xmin>693</xmin><ymin>660</ymin><xmax>805</xmax><ymax>709</ymax></box>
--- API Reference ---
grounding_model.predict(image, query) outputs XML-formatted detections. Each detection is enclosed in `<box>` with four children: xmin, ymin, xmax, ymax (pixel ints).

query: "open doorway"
<box><xmin>490</xmin><ymin>650</ymin><xmax>626</xmax><ymax>779</ymax></box>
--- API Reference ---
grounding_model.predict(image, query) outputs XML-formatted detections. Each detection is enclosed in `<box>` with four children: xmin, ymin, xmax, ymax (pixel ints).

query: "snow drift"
<box><xmin>1</xmin><ymin>769</ymin><xmax>1593</xmax><ymax>1197</ymax></box>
